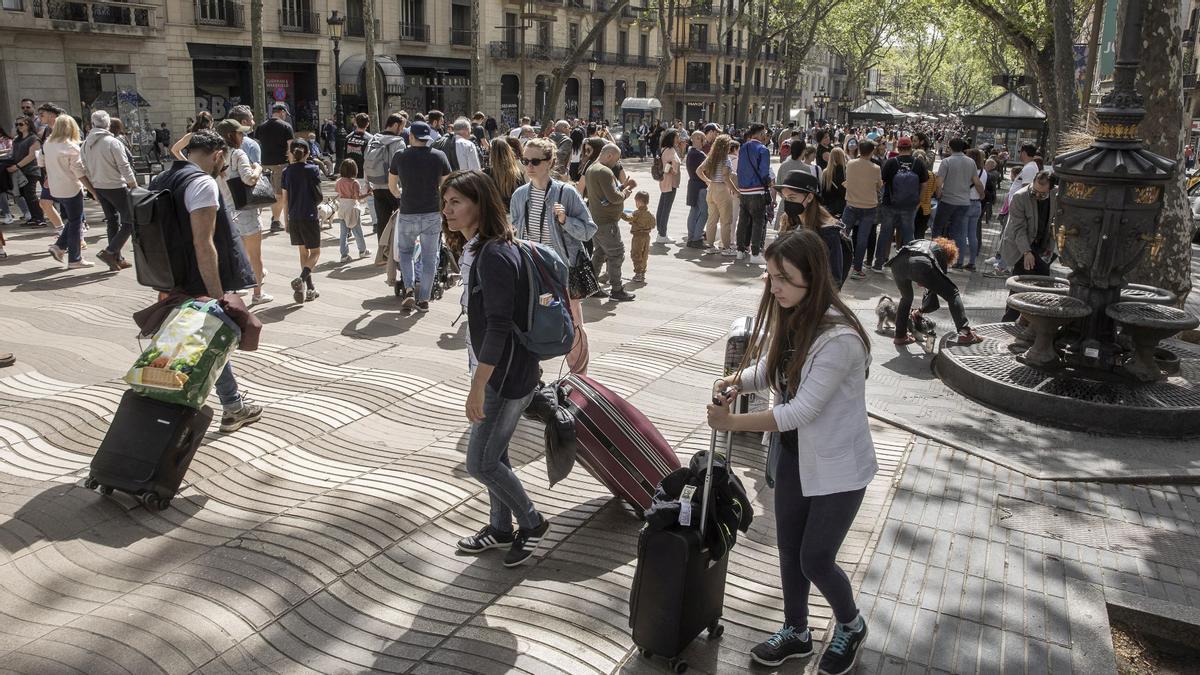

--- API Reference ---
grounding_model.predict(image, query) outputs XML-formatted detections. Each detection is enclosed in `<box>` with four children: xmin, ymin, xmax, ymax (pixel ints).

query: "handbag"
<box><xmin>226</xmin><ymin>168</ymin><xmax>275</xmax><ymax>209</ymax></box>
<box><xmin>569</xmin><ymin>248</ymin><xmax>601</xmax><ymax>299</ymax></box>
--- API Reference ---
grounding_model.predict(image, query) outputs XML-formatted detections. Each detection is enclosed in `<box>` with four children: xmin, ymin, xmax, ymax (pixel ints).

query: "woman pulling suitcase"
<box><xmin>443</xmin><ymin>170</ymin><xmax>551</xmax><ymax>568</ymax></box>
<box><xmin>708</xmin><ymin>229</ymin><xmax>876</xmax><ymax>674</ymax></box>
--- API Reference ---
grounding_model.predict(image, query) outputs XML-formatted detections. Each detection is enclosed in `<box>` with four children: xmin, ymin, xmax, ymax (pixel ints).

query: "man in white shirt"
<box><xmin>452</xmin><ymin>118</ymin><xmax>482</xmax><ymax>171</ymax></box>
<box><xmin>82</xmin><ymin>109</ymin><xmax>138</xmax><ymax>271</ymax></box>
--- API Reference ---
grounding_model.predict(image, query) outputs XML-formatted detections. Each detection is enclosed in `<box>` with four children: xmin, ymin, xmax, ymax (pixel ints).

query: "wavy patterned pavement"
<box><xmin>0</xmin><ymin>163</ymin><xmax>914</xmax><ymax>674</ymax></box>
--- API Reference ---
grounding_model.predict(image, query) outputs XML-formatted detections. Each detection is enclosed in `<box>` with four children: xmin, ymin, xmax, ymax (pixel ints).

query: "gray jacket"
<box><xmin>81</xmin><ymin>129</ymin><xmax>136</xmax><ymax>189</ymax></box>
<box><xmin>1000</xmin><ymin>184</ymin><xmax>1059</xmax><ymax>268</ymax></box>
<box><xmin>509</xmin><ymin>179</ymin><xmax>597</xmax><ymax>264</ymax></box>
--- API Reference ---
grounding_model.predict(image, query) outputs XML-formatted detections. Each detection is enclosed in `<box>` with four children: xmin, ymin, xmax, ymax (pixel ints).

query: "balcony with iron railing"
<box><xmin>683</xmin><ymin>1</ymin><xmax>715</xmax><ymax>16</ymax></box>
<box><xmin>1187</xmin><ymin>72</ymin><xmax>1199</xmax><ymax>89</ymax></box>
<box><xmin>279</xmin><ymin>8</ymin><xmax>319</xmax><ymax>34</ymax></box>
<box><xmin>194</xmin><ymin>0</ymin><xmax>243</xmax><ymax>29</ymax></box>
<box><xmin>450</xmin><ymin>26</ymin><xmax>472</xmax><ymax>46</ymax></box>
<box><xmin>665</xmin><ymin>82</ymin><xmax>720</xmax><ymax>95</ymax></box>
<box><xmin>397</xmin><ymin>21</ymin><xmax>428</xmax><ymax>41</ymax></box>
<box><xmin>28</xmin><ymin>0</ymin><xmax>158</xmax><ymax>34</ymax></box>
<box><xmin>346</xmin><ymin>16</ymin><xmax>380</xmax><ymax>38</ymax></box>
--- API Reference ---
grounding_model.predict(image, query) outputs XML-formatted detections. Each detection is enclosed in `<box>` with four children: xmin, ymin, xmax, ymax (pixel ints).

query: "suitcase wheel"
<box><xmin>83</xmin><ymin>476</ymin><xmax>99</xmax><ymax>490</ymax></box>
<box><xmin>99</xmin><ymin>485</ymin><xmax>113</xmax><ymax>496</ymax></box>
<box><xmin>667</xmin><ymin>657</ymin><xmax>688</xmax><ymax>673</ymax></box>
<box><xmin>139</xmin><ymin>492</ymin><xmax>170</xmax><ymax>511</ymax></box>
<box><xmin>708</xmin><ymin>621</ymin><xmax>724</xmax><ymax>639</ymax></box>
<box><xmin>639</xmin><ymin>649</ymin><xmax>652</xmax><ymax>659</ymax></box>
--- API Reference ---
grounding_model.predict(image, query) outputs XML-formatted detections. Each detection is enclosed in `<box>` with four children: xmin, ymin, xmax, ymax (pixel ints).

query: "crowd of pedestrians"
<box><xmin>0</xmin><ymin>95</ymin><xmax>1049</xmax><ymax>672</ymax></box>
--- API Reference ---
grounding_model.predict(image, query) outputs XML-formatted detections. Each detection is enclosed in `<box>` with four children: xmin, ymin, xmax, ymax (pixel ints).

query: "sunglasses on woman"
<box><xmin>520</xmin><ymin>156</ymin><xmax>552</xmax><ymax>166</ymax></box>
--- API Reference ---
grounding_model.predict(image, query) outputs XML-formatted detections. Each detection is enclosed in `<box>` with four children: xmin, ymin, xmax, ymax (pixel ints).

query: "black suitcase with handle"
<box><xmin>628</xmin><ymin>390</ymin><xmax>736</xmax><ymax>674</ymax></box>
<box><xmin>85</xmin><ymin>390</ymin><xmax>212</xmax><ymax>511</ymax></box>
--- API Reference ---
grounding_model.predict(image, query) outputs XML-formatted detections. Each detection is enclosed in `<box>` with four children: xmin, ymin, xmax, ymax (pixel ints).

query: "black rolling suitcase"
<box><xmin>629</xmin><ymin>409</ymin><xmax>735</xmax><ymax>674</ymax></box>
<box><xmin>85</xmin><ymin>390</ymin><xmax>212</xmax><ymax>511</ymax></box>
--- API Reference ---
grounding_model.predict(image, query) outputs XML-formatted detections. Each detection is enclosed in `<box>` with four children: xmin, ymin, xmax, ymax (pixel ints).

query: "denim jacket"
<box><xmin>509</xmin><ymin>179</ymin><xmax>597</xmax><ymax>264</ymax></box>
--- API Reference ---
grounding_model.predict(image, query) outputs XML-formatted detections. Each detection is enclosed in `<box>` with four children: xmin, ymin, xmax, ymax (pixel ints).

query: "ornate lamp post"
<box><xmin>587</xmin><ymin>58</ymin><xmax>598</xmax><ymax>123</ymax></box>
<box><xmin>815</xmin><ymin>90</ymin><xmax>828</xmax><ymax>122</ymax></box>
<box><xmin>839</xmin><ymin>94</ymin><xmax>852</xmax><ymax>124</ymax></box>
<box><xmin>326</xmin><ymin>10</ymin><xmax>346</xmax><ymax>164</ymax></box>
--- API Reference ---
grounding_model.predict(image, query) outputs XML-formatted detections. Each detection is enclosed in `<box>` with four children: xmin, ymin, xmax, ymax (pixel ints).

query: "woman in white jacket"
<box><xmin>43</xmin><ymin>115</ymin><xmax>96</xmax><ymax>269</ymax></box>
<box><xmin>708</xmin><ymin>228</ymin><xmax>875</xmax><ymax>673</ymax></box>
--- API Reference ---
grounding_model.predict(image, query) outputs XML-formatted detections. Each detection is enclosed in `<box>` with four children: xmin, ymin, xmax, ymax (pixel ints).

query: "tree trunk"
<box><xmin>470</xmin><ymin>0</ymin><xmax>481</xmax><ymax>112</ymax></box>
<box><xmin>1127</xmin><ymin>0</ymin><xmax>1191</xmax><ymax>304</ymax></box>
<box><xmin>250</xmin><ymin>0</ymin><xmax>264</xmax><ymax>122</ymax></box>
<box><xmin>1081</xmin><ymin>0</ymin><xmax>1104</xmax><ymax>111</ymax></box>
<box><xmin>364</xmin><ymin>0</ymin><xmax>379</xmax><ymax>125</ymax></box>
<box><xmin>1029</xmin><ymin>48</ymin><xmax>1059</xmax><ymax>154</ymax></box>
<box><xmin>543</xmin><ymin>0</ymin><xmax>630</xmax><ymax>125</ymax></box>
<box><xmin>652</xmin><ymin>0</ymin><xmax>675</xmax><ymax>103</ymax></box>
<box><xmin>1050</xmin><ymin>0</ymin><xmax>1078</xmax><ymax>137</ymax></box>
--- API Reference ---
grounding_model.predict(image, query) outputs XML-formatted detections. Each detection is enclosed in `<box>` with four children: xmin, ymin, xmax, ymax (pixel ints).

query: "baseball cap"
<box><xmin>271</xmin><ymin>102</ymin><xmax>289</xmax><ymax>113</ymax></box>
<box><xmin>409</xmin><ymin>121</ymin><xmax>433</xmax><ymax>141</ymax></box>
<box><xmin>778</xmin><ymin>169</ymin><xmax>820</xmax><ymax>195</ymax></box>
<box><xmin>702</xmin><ymin>123</ymin><xmax>720</xmax><ymax>133</ymax></box>
<box><xmin>215</xmin><ymin>119</ymin><xmax>252</xmax><ymax>135</ymax></box>
<box><xmin>897</xmin><ymin>136</ymin><xmax>912</xmax><ymax>149</ymax></box>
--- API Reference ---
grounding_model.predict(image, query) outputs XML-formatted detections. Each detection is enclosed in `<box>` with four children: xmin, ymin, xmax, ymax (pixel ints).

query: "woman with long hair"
<box><xmin>485</xmin><ymin>137</ymin><xmax>527</xmax><ymax>209</ymax></box>
<box><xmin>172</xmin><ymin>111</ymin><xmax>213</xmax><ymax>160</ymax></box>
<box><xmin>574</xmin><ymin>137</ymin><xmax>607</xmax><ymax>197</ymax></box>
<box><xmin>567</xmin><ymin>127</ymin><xmax>586</xmax><ymax>181</ymax></box>
<box><xmin>444</xmin><ymin>170</ymin><xmax>552</xmax><ymax>567</ymax></box>
<box><xmin>6</xmin><ymin>118</ymin><xmax>43</xmax><ymax>226</ymax></box>
<box><xmin>697</xmin><ymin>133</ymin><xmax>737</xmax><ymax>256</ymax></box>
<box><xmin>216</xmin><ymin>118</ymin><xmax>270</xmax><ymax>304</ymax></box>
<box><xmin>42</xmin><ymin>115</ymin><xmax>96</xmax><ymax>268</ymax></box>
<box><xmin>655</xmin><ymin>129</ymin><xmax>681</xmax><ymax>243</ymax></box>
<box><xmin>777</xmin><ymin>170</ymin><xmax>845</xmax><ymax>284</ymax></box>
<box><xmin>964</xmin><ymin>148</ymin><xmax>987</xmax><ymax>270</ymax></box>
<box><xmin>708</xmin><ymin>228</ymin><xmax>874</xmax><ymax>671</ymax></box>
<box><xmin>913</xmin><ymin>149</ymin><xmax>937</xmax><ymax>240</ymax></box>
<box><xmin>819</xmin><ymin>147</ymin><xmax>848</xmax><ymax>218</ymax></box>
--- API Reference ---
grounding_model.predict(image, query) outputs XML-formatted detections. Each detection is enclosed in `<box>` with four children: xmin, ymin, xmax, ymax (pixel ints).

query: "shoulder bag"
<box><xmin>227</xmin><ymin>163</ymin><xmax>275</xmax><ymax>209</ymax></box>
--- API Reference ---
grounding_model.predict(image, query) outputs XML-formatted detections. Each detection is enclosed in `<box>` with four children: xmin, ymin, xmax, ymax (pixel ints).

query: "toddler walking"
<box><xmin>335</xmin><ymin>159</ymin><xmax>370</xmax><ymax>262</ymax></box>
<box><xmin>623</xmin><ymin>190</ymin><xmax>656</xmax><ymax>283</ymax></box>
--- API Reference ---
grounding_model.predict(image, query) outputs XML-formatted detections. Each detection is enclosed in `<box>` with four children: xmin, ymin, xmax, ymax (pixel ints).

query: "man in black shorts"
<box><xmin>255</xmin><ymin>102</ymin><xmax>294</xmax><ymax>233</ymax></box>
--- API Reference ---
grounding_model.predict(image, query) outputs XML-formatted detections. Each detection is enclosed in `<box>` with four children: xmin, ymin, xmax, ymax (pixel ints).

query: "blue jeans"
<box><xmin>686</xmin><ymin>188</ymin><xmax>708</xmax><ymax>242</ymax></box>
<box><xmin>52</xmin><ymin>191</ymin><xmax>84</xmax><ymax>263</ymax></box>
<box><xmin>874</xmin><ymin>205</ymin><xmax>916</xmax><ymax>268</ymax></box>
<box><xmin>466</xmin><ymin>384</ymin><xmax>540</xmax><ymax>533</ymax></box>
<box><xmin>339</xmin><ymin>221</ymin><xmax>367</xmax><ymax>258</ymax></box>
<box><xmin>395</xmin><ymin>212</ymin><xmax>443</xmax><ymax>302</ymax></box>
<box><xmin>965</xmin><ymin>200</ymin><xmax>982</xmax><ymax>265</ymax></box>
<box><xmin>843</xmin><ymin>205</ymin><xmax>877</xmax><ymax>271</ymax></box>
<box><xmin>931</xmin><ymin>202</ymin><xmax>970</xmax><ymax>262</ymax></box>
<box><xmin>213</xmin><ymin>363</ymin><xmax>241</xmax><ymax>410</ymax></box>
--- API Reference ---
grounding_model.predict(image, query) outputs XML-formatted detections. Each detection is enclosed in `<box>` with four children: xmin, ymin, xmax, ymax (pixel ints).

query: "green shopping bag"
<box><xmin>124</xmin><ymin>299</ymin><xmax>241</xmax><ymax>408</ymax></box>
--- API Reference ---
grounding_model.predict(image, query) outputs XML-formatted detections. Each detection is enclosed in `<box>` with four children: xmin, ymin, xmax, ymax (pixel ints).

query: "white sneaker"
<box><xmin>655</xmin><ymin>235</ymin><xmax>672</xmax><ymax>245</ymax></box>
<box><xmin>736</xmin><ymin>250</ymin><xmax>747</xmax><ymax>261</ymax></box>
<box><xmin>720</xmin><ymin>247</ymin><xmax>738</xmax><ymax>258</ymax></box>
<box><xmin>251</xmin><ymin>293</ymin><xmax>274</xmax><ymax>306</ymax></box>
<box><xmin>68</xmin><ymin>259</ymin><xmax>95</xmax><ymax>269</ymax></box>
<box><xmin>749</xmin><ymin>254</ymin><xmax>766</xmax><ymax>265</ymax></box>
<box><xmin>1</xmin><ymin>214</ymin><xmax>13</xmax><ymax>225</ymax></box>
<box><xmin>340</xmin><ymin>255</ymin><xmax>352</xmax><ymax>263</ymax></box>
<box><xmin>359</xmin><ymin>250</ymin><xmax>370</xmax><ymax>258</ymax></box>
<box><xmin>47</xmin><ymin>244</ymin><xmax>65</xmax><ymax>263</ymax></box>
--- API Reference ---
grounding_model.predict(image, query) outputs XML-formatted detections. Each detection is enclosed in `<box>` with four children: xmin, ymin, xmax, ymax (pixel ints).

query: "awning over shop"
<box><xmin>620</xmin><ymin>97</ymin><xmax>662</xmax><ymax>111</ymax></box>
<box><xmin>962</xmin><ymin>91</ymin><xmax>1046</xmax><ymax>129</ymax></box>
<box><xmin>338</xmin><ymin>54</ymin><xmax>407</xmax><ymax>97</ymax></box>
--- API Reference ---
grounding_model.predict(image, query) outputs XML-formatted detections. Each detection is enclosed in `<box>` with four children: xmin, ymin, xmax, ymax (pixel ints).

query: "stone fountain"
<box><xmin>934</xmin><ymin>1</ymin><xmax>1200</xmax><ymax>437</ymax></box>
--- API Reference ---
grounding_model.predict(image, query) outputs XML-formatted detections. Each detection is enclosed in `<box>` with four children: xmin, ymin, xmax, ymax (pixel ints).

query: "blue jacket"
<box><xmin>736</xmin><ymin>139</ymin><xmax>773</xmax><ymax>194</ymax></box>
<box><xmin>509</xmin><ymin>179</ymin><xmax>597</xmax><ymax>264</ymax></box>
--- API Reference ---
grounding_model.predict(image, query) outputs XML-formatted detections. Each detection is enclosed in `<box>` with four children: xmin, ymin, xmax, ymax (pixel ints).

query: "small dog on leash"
<box><xmin>317</xmin><ymin>197</ymin><xmax>338</xmax><ymax>230</ymax></box>
<box><xmin>875</xmin><ymin>296</ymin><xmax>897</xmax><ymax>335</ymax></box>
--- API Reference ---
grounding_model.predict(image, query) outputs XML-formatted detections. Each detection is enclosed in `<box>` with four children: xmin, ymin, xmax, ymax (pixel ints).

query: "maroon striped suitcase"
<box><xmin>557</xmin><ymin>374</ymin><xmax>682</xmax><ymax>514</ymax></box>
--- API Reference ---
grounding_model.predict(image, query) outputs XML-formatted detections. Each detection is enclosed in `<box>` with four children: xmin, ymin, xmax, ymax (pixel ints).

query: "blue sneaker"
<box><xmin>750</xmin><ymin>625</ymin><xmax>813</xmax><ymax>667</ymax></box>
<box><xmin>818</xmin><ymin>615</ymin><xmax>868</xmax><ymax>675</ymax></box>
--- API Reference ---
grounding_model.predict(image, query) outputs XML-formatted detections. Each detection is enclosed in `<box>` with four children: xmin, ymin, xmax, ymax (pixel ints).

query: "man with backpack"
<box><xmin>872</xmin><ymin>136</ymin><xmax>928</xmax><ymax>270</ymax></box>
<box><xmin>147</xmin><ymin>130</ymin><xmax>263</xmax><ymax>432</ymax></box>
<box><xmin>364</xmin><ymin>113</ymin><xmax>407</xmax><ymax>239</ymax></box>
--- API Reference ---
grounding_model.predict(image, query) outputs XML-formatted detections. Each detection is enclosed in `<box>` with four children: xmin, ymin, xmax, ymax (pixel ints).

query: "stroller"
<box><xmin>393</xmin><ymin>238</ymin><xmax>459</xmax><ymax>302</ymax></box>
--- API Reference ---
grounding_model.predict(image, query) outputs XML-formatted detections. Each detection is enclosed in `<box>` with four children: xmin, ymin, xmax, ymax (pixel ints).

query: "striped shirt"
<box><xmin>526</xmin><ymin>185</ymin><xmax>550</xmax><ymax>244</ymax></box>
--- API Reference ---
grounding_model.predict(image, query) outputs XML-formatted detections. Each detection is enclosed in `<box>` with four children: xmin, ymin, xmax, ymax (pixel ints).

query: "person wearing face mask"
<box><xmin>776</xmin><ymin>170</ymin><xmax>846</xmax><ymax>286</ymax></box>
<box><xmin>999</xmin><ymin>170</ymin><xmax>1058</xmax><ymax>322</ymax></box>
<box><xmin>147</xmin><ymin>129</ymin><xmax>262</xmax><ymax>433</ymax></box>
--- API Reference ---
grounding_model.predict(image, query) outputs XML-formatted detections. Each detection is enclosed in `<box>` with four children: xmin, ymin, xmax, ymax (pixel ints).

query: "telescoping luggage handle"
<box><xmin>699</xmin><ymin>380</ymin><xmax>736</xmax><ymax>539</ymax></box>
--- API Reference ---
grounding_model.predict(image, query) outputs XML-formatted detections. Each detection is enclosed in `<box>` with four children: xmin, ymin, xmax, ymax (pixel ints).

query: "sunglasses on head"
<box><xmin>520</xmin><ymin>156</ymin><xmax>552</xmax><ymax>166</ymax></box>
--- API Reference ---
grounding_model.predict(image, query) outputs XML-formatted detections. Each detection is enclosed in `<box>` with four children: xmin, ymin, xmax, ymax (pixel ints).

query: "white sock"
<box><xmin>842</xmin><ymin>614</ymin><xmax>864</xmax><ymax>632</ymax></box>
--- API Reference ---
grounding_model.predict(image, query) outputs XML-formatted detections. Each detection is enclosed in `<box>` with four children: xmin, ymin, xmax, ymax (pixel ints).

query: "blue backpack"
<box><xmin>474</xmin><ymin>239</ymin><xmax>576</xmax><ymax>360</ymax></box>
<box><xmin>889</xmin><ymin>161</ymin><xmax>921</xmax><ymax>208</ymax></box>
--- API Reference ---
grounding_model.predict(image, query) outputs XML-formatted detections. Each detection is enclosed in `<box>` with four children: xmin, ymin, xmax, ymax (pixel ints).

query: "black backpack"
<box><xmin>129</xmin><ymin>186</ymin><xmax>181</xmax><ymax>292</ymax></box>
<box><xmin>432</xmin><ymin>133</ymin><xmax>460</xmax><ymax>171</ymax></box>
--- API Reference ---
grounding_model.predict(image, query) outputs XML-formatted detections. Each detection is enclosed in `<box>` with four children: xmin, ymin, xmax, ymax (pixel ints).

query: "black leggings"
<box><xmin>655</xmin><ymin>188</ymin><xmax>676</xmax><ymax>237</ymax></box>
<box><xmin>891</xmin><ymin>253</ymin><xmax>970</xmax><ymax>337</ymax></box>
<box><xmin>775</xmin><ymin>447</ymin><xmax>866</xmax><ymax>628</ymax></box>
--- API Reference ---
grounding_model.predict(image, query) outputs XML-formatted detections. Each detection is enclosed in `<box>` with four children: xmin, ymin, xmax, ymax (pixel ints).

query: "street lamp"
<box><xmin>815</xmin><ymin>90</ymin><xmax>829</xmax><ymax>122</ymax></box>
<box><xmin>587</xmin><ymin>58</ymin><xmax>598</xmax><ymax>123</ymax></box>
<box><xmin>326</xmin><ymin>10</ymin><xmax>346</xmax><ymax>164</ymax></box>
<box><xmin>839</xmin><ymin>94</ymin><xmax>851</xmax><ymax>124</ymax></box>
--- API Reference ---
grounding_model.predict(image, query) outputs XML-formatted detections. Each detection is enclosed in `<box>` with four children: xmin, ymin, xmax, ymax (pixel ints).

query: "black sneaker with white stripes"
<box><xmin>503</xmin><ymin>516</ymin><xmax>551</xmax><ymax>567</ymax></box>
<box><xmin>456</xmin><ymin>525</ymin><xmax>514</xmax><ymax>554</ymax></box>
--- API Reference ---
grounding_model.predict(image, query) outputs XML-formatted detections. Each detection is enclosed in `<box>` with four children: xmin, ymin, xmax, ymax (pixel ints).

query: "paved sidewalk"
<box><xmin>1</xmin><ymin>160</ymin><xmax>1198</xmax><ymax>674</ymax></box>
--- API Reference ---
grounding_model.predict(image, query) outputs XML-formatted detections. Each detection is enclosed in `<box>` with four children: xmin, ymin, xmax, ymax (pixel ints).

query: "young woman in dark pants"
<box><xmin>885</xmin><ymin>237</ymin><xmax>984</xmax><ymax>346</ymax></box>
<box><xmin>708</xmin><ymin>230</ymin><xmax>875</xmax><ymax>674</ymax></box>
